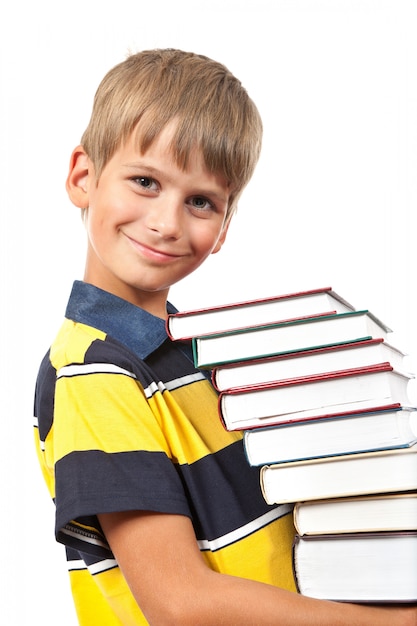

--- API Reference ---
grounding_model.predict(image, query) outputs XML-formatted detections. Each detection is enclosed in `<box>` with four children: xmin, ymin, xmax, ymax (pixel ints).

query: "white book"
<box><xmin>293</xmin><ymin>492</ymin><xmax>417</xmax><ymax>536</ymax></box>
<box><xmin>293</xmin><ymin>532</ymin><xmax>417</xmax><ymax>602</ymax></box>
<box><xmin>219</xmin><ymin>365</ymin><xmax>416</xmax><ymax>431</ymax></box>
<box><xmin>212</xmin><ymin>338</ymin><xmax>406</xmax><ymax>391</ymax></box>
<box><xmin>243</xmin><ymin>408</ymin><xmax>417</xmax><ymax>466</ymax></box>
<box><xmin>193</xmin><ymin>310</ymin><xmax>390</xmax><ymax>368</ymax></box>
<box><xmin>167</xmin><ymin>286</ymin><xmax>354</xmax><ymax>340</ymax></box>
<box><xmin>260</xmin><ymin>444</ymin><xmax>417</xmax><ymax>505</ymax></box>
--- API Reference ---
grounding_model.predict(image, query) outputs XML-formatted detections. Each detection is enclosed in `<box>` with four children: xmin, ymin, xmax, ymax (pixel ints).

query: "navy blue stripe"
<box><xmin>84</xmin><ymin>334</ymin><xmax>201</xmax><ymax>388</ymax></box>
<box><xmin>34</xmin><ymin>349</ymin><xmax>56</xmax><ymax>441</ymax></box>
<box><xmin>180</xmin><ymin>439</ymin><xmax>275</xmax><ymax>541</ymax></box>
<box><xmin>55</xmin><ymin>449</ymin><xmax>192</xmax><ymax>545</ymax></box>
<box><xmin>84</xmin><ymin>336</ymin><xmax>158</xmax><ymax>387</ymax></box>
<box><xmin>66</xmin><ymin>546</ymin><xmax>114</xmax><ymax>568</ymax></box>
<box><xmin>56</xmin><ymin>442</ymin><xmax>275</xmax><ymax>556</ymax></box>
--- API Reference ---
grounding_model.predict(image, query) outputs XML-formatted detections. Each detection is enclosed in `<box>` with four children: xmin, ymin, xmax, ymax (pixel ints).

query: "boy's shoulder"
<box><xmin>41</xmin><ymin>281</ymin><xmax>192</xmax><ymax>389</ymax></box>
<box><xmin>45</xmin><ymin>314</ymin><xmax>178</xmax><ymax>394</ymax></box>
<box><xmin>49</xmin><ymin>317</ymin><xmax>151</xmax><ymax>380</ymax></box>
<box><xmin>49</xmin><ymin>318</ymin><xmax>107</xmax><ymax>372</ymax></box>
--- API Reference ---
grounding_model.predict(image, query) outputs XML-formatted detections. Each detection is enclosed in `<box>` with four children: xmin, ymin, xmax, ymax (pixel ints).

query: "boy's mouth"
<box><xmin>125</xmin><ymin>234</ymin><xmax>184</xmax><ymax>263</ymax></box>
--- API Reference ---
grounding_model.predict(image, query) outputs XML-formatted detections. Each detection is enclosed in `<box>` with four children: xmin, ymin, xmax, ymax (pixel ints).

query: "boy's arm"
<box><xmin>98</xmin><ymin>510</ymin><xmax>417</xmax><ymax>626</ymax></box>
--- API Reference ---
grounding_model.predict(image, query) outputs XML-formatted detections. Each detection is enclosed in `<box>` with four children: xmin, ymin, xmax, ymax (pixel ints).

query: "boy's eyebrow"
<box><xmin>123</xmin><ymin>163</ymin><xmax>171</xmax><ymax>178</ymax></box>
<box><xmin>123</xmin><ymin>162</ymin><xmax>230</xmax><ymax>204</ymax></box>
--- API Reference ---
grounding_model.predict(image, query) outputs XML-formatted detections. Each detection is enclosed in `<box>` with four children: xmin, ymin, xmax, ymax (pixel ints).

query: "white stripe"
<box><xmin>57</xmin><ymin>363</ymin><xmax>137</xmax><ymax>379</ymax></box>
<box><xmin>164</xmin><ymin>372</ymin><xmax>206</xmax><ymax>391</ymax></box>
<box><xmin>67</xmin><ymin>559</ymin><xmax>87</xmax><ymax>571</ymax></box>
<box><xmin>143</xmin><ymin>372</ymin><xmax>206</xmax><ymax>397</ymax></box>
<box><xmin>143</xmin><ymin>380</ymin><xmax>166</xmax><ymax>398</ymax></box>
<box><xmin>88</xmin><ymin>558</ymin><xmax>118</xmax><ymax>575</ymax></box>
<box><xmin>197</xmin><ymin>505</ymin><xmax>293</xmax><ymax>552</ymax></box>
<box><xmin>33</xmin><ymin>417</ymin><xmax>46</xmax><ymax>450</ymax></box>
<box><xmin>67</xmin><ymin>558</ymin><xmax>118</xmax><ymax>575</ymax></box>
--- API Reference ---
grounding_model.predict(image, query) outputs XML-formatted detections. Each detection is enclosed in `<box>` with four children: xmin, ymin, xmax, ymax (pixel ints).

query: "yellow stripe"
<box><xmin>53</xmin><ymin>373</ymin><xmax>171</xmax><ymax>461</ymax></box>
<box><xmin>48</xmin><ymin>319</ymin><xmax>241</xmax><ymax>464</ymax></box>
<box><xmin>155</xmin><ymin>380</ymin><xmax>242</xmax><ymax>464</ymax></box>
<box><xmin>202</xmin><ymin>513</ymin><xmax>297</xmax><ymax>591</ymax></box>
<box><xmin>69</xmin><ymin>567</ymin><xmax>148</xmax><ymax>625</ymax></box>
<box><xmin>33</xmin><ymin>428</ymin><xmax>56</xmax><ymax>499</ymax></box>
<box><xmin>50</xmin><ymin>319</ymin><xmax>106</xmax><ymax>370</ymax></box>
<box><xmin>52</xmin><ymin>368</ymin><xmax>241</xmax><ymax>464</ymax></box>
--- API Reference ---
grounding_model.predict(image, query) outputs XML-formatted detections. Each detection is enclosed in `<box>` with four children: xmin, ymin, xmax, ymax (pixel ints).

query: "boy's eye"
<box><xmin>136</xmin><ymin>176</ymin><xmax>155</xmax><ymax>189</ymax></box>
<box><xmin>130</xmin><ymin>175</ymin><xmax>159</xmax><ymax>192</ymax></box>
<box><xmin>190</xmin><ymin>196</ymin><xmax>212</xmax><ymax>211</ymax></box>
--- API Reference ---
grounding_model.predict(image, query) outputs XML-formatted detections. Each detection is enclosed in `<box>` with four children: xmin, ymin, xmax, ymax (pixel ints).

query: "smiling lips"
<box><xmin>125</xmin><ymin>233</ymin><xmax>184</xmax><ymax>263</ymax></box>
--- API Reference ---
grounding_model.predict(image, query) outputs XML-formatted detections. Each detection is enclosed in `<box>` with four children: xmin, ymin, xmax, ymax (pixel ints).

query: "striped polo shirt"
<box><xmin>34</xmin><ymin>281</ymin><xmax>296</xmax><ymax>625</ymax></box>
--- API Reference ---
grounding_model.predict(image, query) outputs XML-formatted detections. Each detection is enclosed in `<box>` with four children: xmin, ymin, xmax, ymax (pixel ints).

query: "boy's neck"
<box><xmin>82</xmin><ymin>243</ymin><xmax>171</xmax><ymax>318</ymax></box>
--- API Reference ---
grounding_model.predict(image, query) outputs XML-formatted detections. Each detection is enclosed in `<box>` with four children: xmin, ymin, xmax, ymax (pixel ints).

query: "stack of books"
<box><xmin>167</xmin><ymin>287</ymin><xmax>417</xmax><ymax>603</ymax></box>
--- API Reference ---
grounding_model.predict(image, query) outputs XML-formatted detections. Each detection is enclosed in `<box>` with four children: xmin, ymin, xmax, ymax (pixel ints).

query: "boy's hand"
<box><xmin>99</xmin><ymin>510</ymin><xmax>417</xmax><ymax>625</ymax></box>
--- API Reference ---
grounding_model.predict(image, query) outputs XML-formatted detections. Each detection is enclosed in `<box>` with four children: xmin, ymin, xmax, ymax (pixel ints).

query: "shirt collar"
<box><xmin>65</xmin><ymin>281</ymin><xmax>177</xmax><ymax>359</ymax></box>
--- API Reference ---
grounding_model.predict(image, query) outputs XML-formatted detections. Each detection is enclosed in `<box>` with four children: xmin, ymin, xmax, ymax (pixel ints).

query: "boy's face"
<box><xmin>67</xmin><ymin>124</ymin><xmax>230</xmax><ymax>317</ymax></box>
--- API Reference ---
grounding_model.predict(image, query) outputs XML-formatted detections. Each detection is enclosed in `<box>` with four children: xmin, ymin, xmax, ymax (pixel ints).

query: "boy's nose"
<box><xmin>146</xmin><ymin>196</ymin><xmax>183</xmax><ymax>240</ymax></box>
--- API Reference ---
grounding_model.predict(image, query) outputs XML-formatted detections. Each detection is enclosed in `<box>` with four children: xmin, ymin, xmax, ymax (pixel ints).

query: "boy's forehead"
<box><xmin>129</xmin><ymin>120</ymin><xmax>231</xmax><ymax>187</ymax></box>
<box><xmin>131</xmin><ymin>118</ymin><xmax>184</xmax><ymax>159</ymax></box>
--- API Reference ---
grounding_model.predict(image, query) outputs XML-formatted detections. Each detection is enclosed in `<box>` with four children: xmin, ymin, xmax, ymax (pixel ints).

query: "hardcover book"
<box><xmin>166</xmin><ymin>286</ymin><xmax>354</xmax><ymax>340</ymax></box>
<box><xmin>218</xmin><ymin>365</ymin><xmax>415</xmax><ymax>431</ymax></box>
<box><xmin>260</xmin><ymin>443</ymin><xmax>417</xmax><ymax>505</ymax></box>
<box><xmin>212</xmin><ymin>338</ymin><xmax>406</xmax><ymax>392</ymax></box>
<box><xmin>243</xmin><ymin>407</ymin><xmax>417</xmax><ymax>466</ymax></box>
<box><xmin>192</xmin><ymin>310</ymin><xmax>391</xmax><ymax>369</ymax></box>
<box><xmin>293</xmin><ymin>531</ymin><xmax>417</xmax><ymax>602</ymax></box>
<box><xmin>293</xmin><ymin>492</ymin><xmax>417</xmax><ymax>536</ymax></box>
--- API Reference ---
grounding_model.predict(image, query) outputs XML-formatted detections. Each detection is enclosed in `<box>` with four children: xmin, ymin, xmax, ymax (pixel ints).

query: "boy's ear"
<box><xmin>211</xmin><ymin>221</ymin><xmax>230</xmax><ymax>254</ymax></box>
<box><xmin>65</xmin><ymin>145</ymin><xmax>91</xmax><ymax>209</ymax></box>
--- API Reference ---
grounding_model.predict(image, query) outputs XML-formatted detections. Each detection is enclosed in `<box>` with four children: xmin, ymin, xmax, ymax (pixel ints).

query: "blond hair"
<box><xmin>81</xmin><ymin>49</ymin><xmax>262</xmax><ymax>220</ymax></box>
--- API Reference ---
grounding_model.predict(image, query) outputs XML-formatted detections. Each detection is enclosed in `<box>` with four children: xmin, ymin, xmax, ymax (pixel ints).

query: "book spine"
<box><xmin>191</xmin><ymin>338</ymin><xmax>199</xmax><ymax>367</ymax></box>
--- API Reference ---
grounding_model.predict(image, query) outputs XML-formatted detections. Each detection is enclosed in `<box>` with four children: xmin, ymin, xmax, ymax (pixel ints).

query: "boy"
<box><xmin>34</xmin><ymin>49</ymin><xmax>416</xmax><ymax>625</ymax></box>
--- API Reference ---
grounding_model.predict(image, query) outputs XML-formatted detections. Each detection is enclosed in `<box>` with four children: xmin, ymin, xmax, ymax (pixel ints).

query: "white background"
<box><xmin>1</xmin><ymin>0</ymin><xmax>416</xmax><ymax>623</ymax></box>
